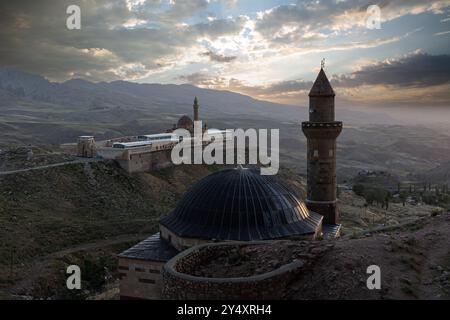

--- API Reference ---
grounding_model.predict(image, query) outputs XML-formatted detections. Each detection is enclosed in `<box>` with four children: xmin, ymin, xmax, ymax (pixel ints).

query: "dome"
<box><xmin>159</xmin><ymin>168</ymin><xmax>323</xmax><ymax>241</ymax></box>
<box><xmin>177</xmin><ymin>115</ymin><xmax>193</xmax><ymax>129</ymax></box>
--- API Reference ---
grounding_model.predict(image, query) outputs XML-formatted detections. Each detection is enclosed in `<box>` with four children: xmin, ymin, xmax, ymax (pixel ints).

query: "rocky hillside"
<box><xmin>181</xmin><ymin>211</ymin><xmax>450</xmax><ymax>300</ymax></box>
<box><xmin>0</xmin><ymin>160</ymin><xmax>446</xmax><ymax>299</ymax></box>
<box><xmin>289</xmin><ymin>212</ymin><xmax>450</xmax><ymax>300</ymax></box>
<box><xmin>0</xmin><ymin>161</ymin><xmax>224</xmax><ymax>298</ymax></box>
<box><xmin>0</xmin><ymin>145</ymin><xmax>74</xmax><ymax>171</ymax></box>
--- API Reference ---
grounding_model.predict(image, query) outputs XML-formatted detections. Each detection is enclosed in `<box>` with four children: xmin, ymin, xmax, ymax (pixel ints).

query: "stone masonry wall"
<box><xmin>162</xmin><ymin>242</ymin><xmax>305</xmax><ymax>300</ymax></box>
<box><xmin>119</xmin><ymin>258</ymin><xmax>165</xmax><ymax>300</ymax></box>
<box><xmin>116</xmin><ymin>149</ymin><xmax>173</xmax><ymax>173</ymax></box>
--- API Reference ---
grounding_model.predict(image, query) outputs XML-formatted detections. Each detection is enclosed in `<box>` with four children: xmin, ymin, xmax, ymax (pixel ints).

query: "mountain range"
<box><xmin>0</xmin><ymin>67</ymin><xmax>400</xmax><ymax>125</ymax></box>
<box><xmin>0</xmin><ymin>67</ymin><xmax>302</xmax><ymax>121</ymax></box>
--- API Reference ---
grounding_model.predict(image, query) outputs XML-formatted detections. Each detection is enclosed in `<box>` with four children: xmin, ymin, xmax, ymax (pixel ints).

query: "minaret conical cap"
<box><xmin>309</xmin><ymin>68</ymin><xmax>335</xmax><ymax>97</ymax></box>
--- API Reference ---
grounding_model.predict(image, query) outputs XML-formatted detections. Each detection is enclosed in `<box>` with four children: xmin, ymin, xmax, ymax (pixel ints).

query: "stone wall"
<box><xmin>118</xmin><ymin>151</ymin><xmax>153</xmax><ymax>173</ymax></box>
<box><xmin>107</xmin><ymin>140</ymin><xmax>233</xmax><ymax>174</ymax></box>
<box><xmin>119</xmin><ymin>258</ymin><xmax>165</xmax><ymax>300</ymax></box>
<box><xmin>159</xmin><ymin>224</ymin><xmax>209</xmax><ymax>251</ymax></box>
<box><xmin>117</xmin><ymin>149</ymin><xmax>173</xmax><ymax>173</ymax></box>
<box><xmin>77</xmin><ymin>137</ymin><xmax>96</xmax><ymax>158</ymax></box>
<box><xmin>150</xmin><ymin>149</ymin><xmax>173</xmax><ymax>170</ymax></box>
<box><xmin>162</xmin><ymin>242</ymin><xmax>305</xmax><ymax>300</ymax></box>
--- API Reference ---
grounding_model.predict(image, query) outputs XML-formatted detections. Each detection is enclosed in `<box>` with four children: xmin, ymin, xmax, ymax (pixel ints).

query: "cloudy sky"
<box><xmin>1</xmin><ymin>0</ymin><xmax>450</xmax><ymax>106</ymax></box>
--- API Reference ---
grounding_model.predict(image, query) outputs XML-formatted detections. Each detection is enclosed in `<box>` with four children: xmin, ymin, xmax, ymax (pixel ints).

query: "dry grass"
<box><xmin>339</xmin><ymin>190</ymin><xmax>442</xmax><ymax>235</ymax></box>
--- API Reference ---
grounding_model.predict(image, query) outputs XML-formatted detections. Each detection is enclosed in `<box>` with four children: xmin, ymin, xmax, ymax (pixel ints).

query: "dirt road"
<box><xmin>0</xmin><ymin>158</ymin><xmax>102</xmax><ymax>176</ymax></box>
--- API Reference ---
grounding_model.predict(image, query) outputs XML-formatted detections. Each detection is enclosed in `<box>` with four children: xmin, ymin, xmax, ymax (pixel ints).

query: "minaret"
<box><xmin>302</xmin><ymin>64</ymin><xmax>342</xmax><ymax>225</ymax></box>
<box><xmin>193</xmin><ymin>96</ymin><xmax>199</xmax><ymax>122</ymax></box>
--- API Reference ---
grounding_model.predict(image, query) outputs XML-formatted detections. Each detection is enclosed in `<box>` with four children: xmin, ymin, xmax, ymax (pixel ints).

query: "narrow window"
<box><xmin>139</xmin><ymin>278</ymin><xmax>155</xmax><ymax>284</ymax></box>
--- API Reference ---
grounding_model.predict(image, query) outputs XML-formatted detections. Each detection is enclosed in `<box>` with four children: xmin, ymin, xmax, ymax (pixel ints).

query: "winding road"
<box><xmin>0</xmin><ymin>158</ymin><xmax>102</xmax><ymax>176</ymax></box>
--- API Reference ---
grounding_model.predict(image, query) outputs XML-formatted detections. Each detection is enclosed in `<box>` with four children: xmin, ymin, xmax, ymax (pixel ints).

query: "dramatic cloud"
<box><xmin>178</xmin><ymin>72</ymin><xmax>229</xmax><ymax>87</ymax></box>
<box><xmin>0</xmin><ymin>0</ymin><xmax>449</xmax><ymax>106</ymax></box>
<box><xmin>179</xmin><ymin>52</ymin><xmax>450</xmax><ymax>106</ymax></box>
<box><xmin>178</xmin><ymin>72</ymin><xmax>312</xmax><ymax>100</ymax></box>
<box><xmin>334</xmin><ymin>51</ymin><xmax>450</xmax><ymax>88</ymax></box>
<box><xmin>255</xmin><ymin>0</ymin><xmax>450</xmax><ymax>46</ymax></box>
<box><xmin>0</xmin><ymin>0</ymin><xmax>247</xmax><ymax>81</ymax></box>
<box><xmin>201</xmin><ymin>50</ymin><xmax>237</xmax><ymax>63</ymax></box>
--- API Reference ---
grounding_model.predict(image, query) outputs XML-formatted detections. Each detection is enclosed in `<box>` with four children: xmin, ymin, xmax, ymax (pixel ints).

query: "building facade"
<box><xmin>76</xmin><ymin>98</ymin><xmax>207</xmax><ymax>173</ymax></box>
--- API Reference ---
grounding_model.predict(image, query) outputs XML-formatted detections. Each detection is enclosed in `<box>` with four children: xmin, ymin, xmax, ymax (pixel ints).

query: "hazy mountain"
<box><xmin>0</xmin><ymin>67</ymin><xmax>400</xmax><ymax>125</ymax></box>
<box><xmin>0</xmin><ymin>67</ymin><xmax>302</xmax><ymax>120</ymax></box>
<box><xmin>0</xmin><ymin>68</ymin><xmax>56</xmax><ymax>98</ymax></box>
<box><xmin>411</xmin><ymin>161</ymin><xmax>450</xmax><ymax>184</ymax></box>
<box><xmin>0</xmin><ymin>68</ymin><xmax>147</xmax><ymax>109</ymax></box>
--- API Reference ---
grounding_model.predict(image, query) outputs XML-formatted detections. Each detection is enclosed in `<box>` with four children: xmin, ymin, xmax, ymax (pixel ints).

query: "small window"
<box><xmin>329</xmin><ymin>149</ymin><xmax>334</xmax><ymax>157</ymax></box>
<box><xmin>118</xmin><ymin>266</ymin><xmax>129</xmax><ymax>271</ymax></box>
<box><xmin>149</xmin><ymin>269</ymin><xmax>160</xmax><ymax>274</ymax></box>
<box><xmin>313</xmin><ymin>150</ymin><xmax>319</xmax><ymax>157</ymax></box>
<box><xmin>135</xmin><ymin>267</ymin><xmax>145</xmax><ymax>272</ymax></box>
<box><xmin>139</xmin><ymin>278</ymin><xmax>155</xmax><ymax>284</ymax></box>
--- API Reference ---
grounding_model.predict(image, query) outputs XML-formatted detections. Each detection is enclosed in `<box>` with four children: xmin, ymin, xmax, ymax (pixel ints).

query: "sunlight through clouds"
<box><xmin>0</xmin><ymin>0</ymin><xmax>449</xmax><ymax>106</ymax></box>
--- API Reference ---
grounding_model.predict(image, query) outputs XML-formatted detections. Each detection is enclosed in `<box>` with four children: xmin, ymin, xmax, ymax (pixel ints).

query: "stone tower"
<box><xmin>77</xmin><ymin>136</ymin><xmax>96</xmax><ymax>158</ymax></box>
<box><xmin>302</xmin><ymin>67</ymin><xmax>342</xmax><ymax>225</ymax></box>
<box><xmin>193</xmin><ymin>96</ymin><xmax>199</xmax><ymax>122</ymax></box>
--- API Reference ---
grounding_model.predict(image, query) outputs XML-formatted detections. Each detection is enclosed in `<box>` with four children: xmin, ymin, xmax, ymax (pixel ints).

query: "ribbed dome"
<box><xmin>159</xmin><ymin>168</ymin><xmax>323</xmax><ymax>241</ymax></box>
<box><xmin>177</xmin><ymin>115</ymin><xmax>193</xmax><ymax>129</ymax></box>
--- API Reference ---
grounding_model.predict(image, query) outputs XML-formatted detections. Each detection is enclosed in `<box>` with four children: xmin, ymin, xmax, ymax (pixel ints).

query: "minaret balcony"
<box><xmin>301</xmin><ymin>121</ymin><xmax>342</xmax><ymax>139</ymax></box>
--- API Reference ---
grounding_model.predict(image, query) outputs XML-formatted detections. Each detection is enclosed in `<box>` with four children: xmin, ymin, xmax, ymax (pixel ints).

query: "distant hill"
<box><xmin>411</xmin><ymin>161</ymin><xmax>450</xmax><ymax>184</ymax></box>
<box><xmin>0</xmin><ymin>67</ymin><xmax>302</xmax><ymax>121</ymax></box>
<box><xmin>0</xmin><ymin>67</ymin><xmax>400</xmax><ymax>124</ymax></box>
